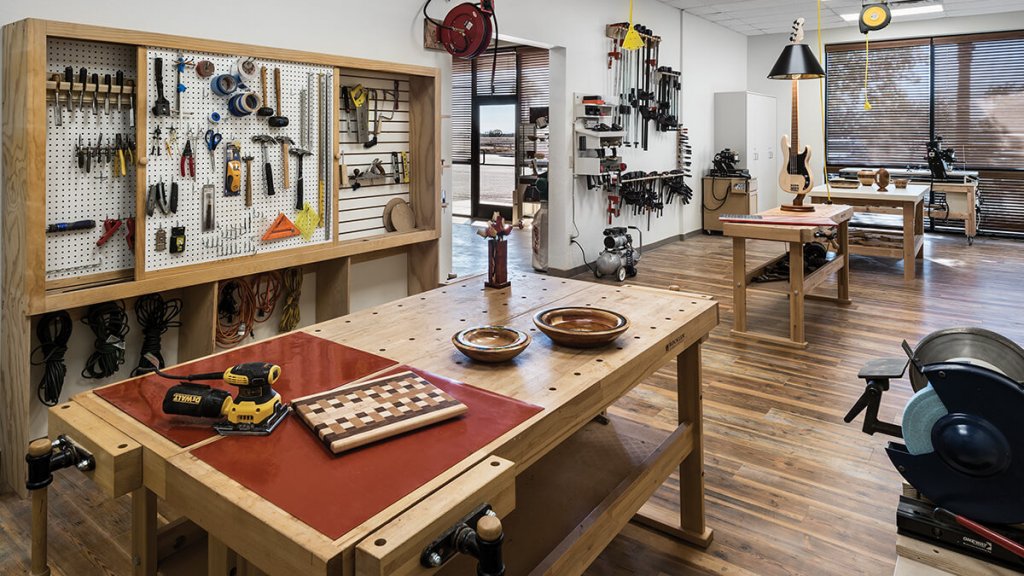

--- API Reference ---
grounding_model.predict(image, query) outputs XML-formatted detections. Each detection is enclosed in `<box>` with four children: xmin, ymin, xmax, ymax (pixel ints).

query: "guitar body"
<box><xmin>778</xmin><ymin>134</ymin><xmax>814</xmax><ymax>195</ymax></box>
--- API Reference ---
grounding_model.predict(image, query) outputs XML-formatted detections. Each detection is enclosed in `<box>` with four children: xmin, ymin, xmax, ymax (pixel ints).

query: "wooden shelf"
<box><xmin>435</xmin><ymin>412</ymin><xmax>690</xmax><ymax>576</ymax></box>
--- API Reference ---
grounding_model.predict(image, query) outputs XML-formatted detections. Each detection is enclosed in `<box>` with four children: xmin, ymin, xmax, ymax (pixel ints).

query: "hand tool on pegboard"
<box><xmin>252</xmin><ymin>134</ymin><xmax>276</xmax><ymax>195</ymax></box>
<box><xmin>152</xmin><ymin>57</ymin><xmax>171</xmax><ymax>117</ymax></box>
<box><xmin>257</xmin><ymin>66</ymin><xmax>273</xmax><ymax>117</ymax></box>
<box><xmin>90</xmin><ymin>72</ymin><xmax>99</xmax><ymax>114</ymax></box>
<box><xmin>269</xmin><ymin>67</ymin><xmax>289</xmax><ymax>128</ymax></box>
<box><xmin>242</xmin><ymin>155</ymin><xmax>254</xmax><ymax>207</ymax></box>
<box><xmin>174</xmin><ymin>53</ymin><xmax>194</xmax><ymax>118</ymax></box>
<box><xmin>180</xmin><ymin>136</ymin><xmax>195</xmax><ymax>178</ymax></box>
<box><xmin>63</xmin><ymin>66</ymin><xmax>74</xmax><ymax>112</ymax></box>
<box><xmin>126</xmin><ymin>79</ymin><xmax>136</xmax><ymax>128</ymax></box>
<box><xmin>102</xmin><ymin>73</ymin><xmax>111</xmax><ymax>115</ymax></box>
<box><xmin>150</xmin><ymin>356</ymin><xmax>290</xmax><ymax>436</ymax></box>
<box><xmin>205</xmin><ymin>128</ymin><xmax>222</xmax><ymax>174</ymax></box>
<box><xmin>348</xmin><ymin>84</ymin><xmax>370</xmax><ymax>143</ymax></box>
<box><xmin>317</xmin><ymin>73</ymin><xmax>326</xmax><ymax>228</ymax></box>
<box><xmin>115</xmin><ymin>70</ymin><xmax>124</xmax><ymax>112</ymax></box>
<box><xmin>49</xmin><ymin>73</ymin><xmax>62</xmax><ymax>126</ymax></box>
<box><xmin>224</xmin><ymin>140</ymin><xmax>242</xmax><ymax>196</ymax></box>
<box><xmin>289</xmin><ymin>147</ymin><xmax>313</xmax><ymax>211</ymax></box>
<box><xmin>276</xmin><ymin>135</ymin><xmax>294</xmax><ymax>191</ymax></box>
<box><xmin>46</xmin><ymin>220</ymin><xmax>96</xmax><ymax>234</ymax></box>
<box><xmin>76</xmin><ymin>67</ymin><xmax>86</xmax><ymax>110</ymax></box>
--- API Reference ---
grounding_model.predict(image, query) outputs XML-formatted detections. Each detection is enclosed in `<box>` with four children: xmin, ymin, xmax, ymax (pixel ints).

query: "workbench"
<box><xmin>836</xmin><ymin>168</ymin><xmax>979</xmax><ymax>243</ymax></box>
<box><xmin>722</xmin><ymin>204</ymin><xmax>853</xmax><ymax>349</ymax></box>
<box><xmin>810</xmin><ymin>184</ymin><xmax>927</xmax><ymax>281</ymax></box>
<box><xmin>41</xmin><ymin>274</ymin><xmax>718</xmax><ymax>576</ymax></box>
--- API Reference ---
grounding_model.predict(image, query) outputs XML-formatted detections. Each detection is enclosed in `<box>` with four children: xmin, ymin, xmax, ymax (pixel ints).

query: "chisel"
<box><xmin>50</xmin><ymin>73</ymin><xmax>63</xmax><ymax>126</ymax></box>
<box><xmin>103</xmin><ymin>74</ymin><xmax>112</xmax><ymax>114</ymax></box>
<box><xmin>64</xmin><ymin>67</ymin><xmax>74</xmax><ymax>112</ymax></box>
<box><xmin>77</xmin><ymin>67</ymin><xmax>87</xmax><ymax>110</ymax></box>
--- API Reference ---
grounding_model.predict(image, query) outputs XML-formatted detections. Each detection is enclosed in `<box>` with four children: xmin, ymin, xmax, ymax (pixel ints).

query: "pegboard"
<box><xmin>338</xmin><ymin>69</ymin><xmax>412</xmax><ymax>240</ymax></box>
<box><xmin>143</xmin><ymin>47</ymin><xmax>333</xmax><ymax>271</ymax></box>
<box><xmin>45</xmin><ymin>38</ymin><xmax>137</xmax><ymax>281</ymax></box>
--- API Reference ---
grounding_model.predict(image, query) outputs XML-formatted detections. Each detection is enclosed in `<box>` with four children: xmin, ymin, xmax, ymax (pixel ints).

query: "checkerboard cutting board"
<box><xmin>293</xmin><ymin>370</ymin><xmax>469</xmax><ymax>454</ymax></box>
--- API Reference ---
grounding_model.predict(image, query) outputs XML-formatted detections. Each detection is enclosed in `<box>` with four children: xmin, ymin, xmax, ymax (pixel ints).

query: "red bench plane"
<box><xmin>846</xmin><ymin>328</ymin><xmax>1024</xmax><ymax>570</ymax></box>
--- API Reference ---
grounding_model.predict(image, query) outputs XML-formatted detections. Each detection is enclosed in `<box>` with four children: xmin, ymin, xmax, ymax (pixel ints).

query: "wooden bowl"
<box><xmin>894</xmin><ymin>178</ymin><xmax>910</xmax><ymax>189</ymax></box>
<box><xmin>533</xmin><ymin>307</ymin><xmax>630</xmax><ymax>348</ymax></box>
<box><xmin>857</xmin><ymin>170</ymin><xmax>876</xmax><ymax>186</ymax></box>
<box><xmin>453</xmin><ymin>326</ymin><xmax>531</xmax><ymax>363</ymax></box>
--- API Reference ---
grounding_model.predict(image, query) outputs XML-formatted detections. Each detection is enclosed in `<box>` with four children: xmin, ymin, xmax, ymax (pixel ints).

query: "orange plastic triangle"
<box><xmin>262</xmin><ymin>213</ymin><xmax>301</xmax><ymax>241</ymax></box>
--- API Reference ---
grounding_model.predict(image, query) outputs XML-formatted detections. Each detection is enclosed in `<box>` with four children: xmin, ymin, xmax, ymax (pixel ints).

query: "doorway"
<box><xmin>473</xmin><ymin>100</ymin><xmax>517</xmax><ymax>219</ymax></box>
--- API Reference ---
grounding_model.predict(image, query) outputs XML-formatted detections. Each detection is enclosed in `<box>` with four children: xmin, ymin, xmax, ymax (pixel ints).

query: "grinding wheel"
<box><xmin>382</xmin><ymin>197</ymin><xmax>405</xmax><ymax>232</ymax></box>
<box><xmin>902</xmin><ymin>384</ymin><xmax>948</xmax><ymax>455</ymax></box>
<box><xmin>909</xmin><ymin>327</ymin><xmax>1024</xmax><ymax>391</ymax></box>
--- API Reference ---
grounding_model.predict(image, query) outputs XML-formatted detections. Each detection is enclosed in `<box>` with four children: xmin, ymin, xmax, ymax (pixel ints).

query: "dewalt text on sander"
<box><xmin>147</xmin><ymin>353</ymin><xmax>289</xmax><ymax>435</ymax></box>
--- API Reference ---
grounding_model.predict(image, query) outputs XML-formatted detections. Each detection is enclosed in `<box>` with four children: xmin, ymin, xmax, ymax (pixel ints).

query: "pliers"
<box><xmin>180</xmin><ymin>138</ymin><xmax>195</xmax><ymax>178</ymax></box>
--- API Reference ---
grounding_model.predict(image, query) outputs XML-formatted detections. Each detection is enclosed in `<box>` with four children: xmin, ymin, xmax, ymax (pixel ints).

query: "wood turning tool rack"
<box><xmin>1</xmin><ymin>18</ymin><xmax>442</xmax><ymax>496</ymax></box>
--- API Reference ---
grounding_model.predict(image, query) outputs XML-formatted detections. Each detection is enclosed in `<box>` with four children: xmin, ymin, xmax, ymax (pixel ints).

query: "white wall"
<box><xmin>681</xmin><ymin>12</ymin><xmax>748</xmax><ymax>233</ymax></box>
<box><xmin>747</xmin><ymin>11</ymin><xmax>1024</xmax><ymax>205</ymax></box>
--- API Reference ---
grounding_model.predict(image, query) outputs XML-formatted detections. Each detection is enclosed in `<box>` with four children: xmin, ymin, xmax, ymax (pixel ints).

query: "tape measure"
<box><xmin>859</xmin><ymin>3</ymin><xmax>891</xmax><ymax>33</ymax></box>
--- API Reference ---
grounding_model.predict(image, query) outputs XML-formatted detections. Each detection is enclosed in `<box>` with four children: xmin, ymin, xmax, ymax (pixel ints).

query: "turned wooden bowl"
<box><xmin>857</xmin><ymin>170</ymin><xmax>876</xmax><ymax>186</ymax></box>
<box><xmin>894</xmin><ymin>178</ymin><xmax>910</xmax><ymax>189</ymax></box>
<box><xmin>453</xmin><ymin>326</ymin><xmax>531</xmax><ymax>363</ymax></box>
<box><xmin>533</xmin><ymin>307</ymin><xmax>630</xmax><ymax>348</ymax></box>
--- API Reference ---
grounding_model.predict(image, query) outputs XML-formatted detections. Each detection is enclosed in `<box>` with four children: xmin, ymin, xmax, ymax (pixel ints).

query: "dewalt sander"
<box><xmin>146</xmin><ymin>353</ymin><xmax>289</xmax><ymax>435</ymax></box>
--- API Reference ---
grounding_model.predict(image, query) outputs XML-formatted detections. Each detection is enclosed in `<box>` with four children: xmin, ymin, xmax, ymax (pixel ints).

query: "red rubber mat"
<box><xmin>189</xmin><ymin>365</ymin><xmax>543</xmax><ymax>539</ymax></box>
<box><xmin>94</xmin><ymin>332</ymin><xmax>396</xmax><ymax>447</ymax></box>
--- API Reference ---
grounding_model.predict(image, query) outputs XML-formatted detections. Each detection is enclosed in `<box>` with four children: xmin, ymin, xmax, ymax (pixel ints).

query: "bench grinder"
<box><xmin>846</xmin><ymin>327</ymin><xmax>1024</xmax><ymax>569</ymax></box>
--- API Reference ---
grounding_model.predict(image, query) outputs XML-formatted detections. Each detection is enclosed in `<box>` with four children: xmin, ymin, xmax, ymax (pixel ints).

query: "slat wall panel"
<box><xmin>338</xmin><ymin>69</ymin><xmax>412</xmax><ymax>240</ymax></box>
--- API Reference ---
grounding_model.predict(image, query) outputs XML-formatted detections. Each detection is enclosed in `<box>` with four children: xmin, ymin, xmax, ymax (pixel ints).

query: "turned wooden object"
<box><xmin>28</xmin><ymin>438</ymin><xmax>52</xmax><ymax>576</ymax></box>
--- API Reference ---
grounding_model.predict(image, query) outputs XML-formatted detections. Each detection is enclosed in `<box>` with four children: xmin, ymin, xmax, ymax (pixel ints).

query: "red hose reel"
<box><xmin>438</xmin><ymin>1</ymin><xmax>495</xmax><ymax>59</ymax></box>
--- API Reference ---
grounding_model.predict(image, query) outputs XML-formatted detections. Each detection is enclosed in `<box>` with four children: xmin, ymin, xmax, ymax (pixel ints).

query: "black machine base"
<box><xmin>898</xmin><ymin>495</ymin><xmax>1024</xmax><ymax>573</ymax></box>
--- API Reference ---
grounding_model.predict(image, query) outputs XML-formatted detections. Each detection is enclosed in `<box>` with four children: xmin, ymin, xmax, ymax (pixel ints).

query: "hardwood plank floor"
<box><xmin>1</xmin><ymin>231</ymin><xmax>1020</xmax><ymax>575</ymax></box>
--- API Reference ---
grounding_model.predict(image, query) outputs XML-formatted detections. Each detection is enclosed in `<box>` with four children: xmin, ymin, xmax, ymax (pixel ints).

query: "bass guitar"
<box><xmin>778</xmin><ymin>18</ymin><xmax>815</xmax><ymax>209</ymax></box>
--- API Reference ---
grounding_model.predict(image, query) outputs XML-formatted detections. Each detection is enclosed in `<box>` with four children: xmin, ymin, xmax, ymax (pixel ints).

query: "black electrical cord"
<box><xmin>131</xmin><ymin>293</ymin><xmax>183</xmax><ymax>376</ymax></box>
<box><xmin>489</xmin><ymin>3</ymin><xmax>499</xmax><ymax>94</ymax></box>
<box><xmin>31</xmin><ymin>311</ymin><xmax>72</xmax><ymax>406</ymax></box>
<box><xmin>571</xmin><ymin>239</ymin><xmax>598</xmax><ymax>275</ymax></box>
<box><xmin>81</xmin><ymin>301</ymin><xmax>130</xmax><ymax>379</ymax></box>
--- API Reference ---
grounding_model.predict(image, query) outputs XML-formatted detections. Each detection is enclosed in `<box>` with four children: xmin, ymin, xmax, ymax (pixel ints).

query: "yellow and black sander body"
<box><xmin>154</xmin><ymin>357</ymin><xmax>289</xmax><ymax>435</ymax></box>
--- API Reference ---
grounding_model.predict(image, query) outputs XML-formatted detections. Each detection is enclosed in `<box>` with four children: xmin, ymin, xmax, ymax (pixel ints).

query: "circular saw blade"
<box><xmin>909</xmin><ymin>327</ymin><xmax>1024</xmax><ymax>391</ymax></box>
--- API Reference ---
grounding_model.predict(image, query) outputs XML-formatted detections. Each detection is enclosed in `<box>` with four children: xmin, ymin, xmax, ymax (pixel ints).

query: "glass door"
<box><xmin>472</xmin><ymin>98</ymin><xmax>517</xmax><ymax>220</ymax></box>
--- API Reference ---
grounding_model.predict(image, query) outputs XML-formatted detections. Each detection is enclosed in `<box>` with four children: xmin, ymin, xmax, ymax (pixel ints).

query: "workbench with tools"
<box><xmin>2</xmin><ymin>19</ymin><xmax>442</xmax><ymax>498</ymax></box>
<box><xmin>28</xmin><ymin>275</ymin><xmax>718</xmax><ymax>576</ymax></box>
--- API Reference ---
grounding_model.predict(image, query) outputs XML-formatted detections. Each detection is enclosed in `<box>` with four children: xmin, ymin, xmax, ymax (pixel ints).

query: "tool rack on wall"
<box><xmin>1</xmin><ymin>18</ymin><xmax>441</xmax><ymax>496</ymax></box>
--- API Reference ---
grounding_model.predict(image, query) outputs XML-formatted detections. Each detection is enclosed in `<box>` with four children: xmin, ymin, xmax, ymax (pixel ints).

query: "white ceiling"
<box><xmin>658</xmin><ymin>0</ymin><xmax>1024</xmax><ymax>35</ymax></box>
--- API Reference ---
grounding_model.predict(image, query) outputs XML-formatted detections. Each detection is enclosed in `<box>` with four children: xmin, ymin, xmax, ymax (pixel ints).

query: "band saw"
<box><xmin>846</xmin><ymin>327</ymin><xmax>1024</xmax><ymax>570</ymax></box>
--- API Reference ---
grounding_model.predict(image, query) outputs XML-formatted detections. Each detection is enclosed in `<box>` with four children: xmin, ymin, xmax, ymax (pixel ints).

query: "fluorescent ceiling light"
<box><xmin>840</xmin><ymin>4</ymin><xmax>944</xmax><ymax>22</ymax></box>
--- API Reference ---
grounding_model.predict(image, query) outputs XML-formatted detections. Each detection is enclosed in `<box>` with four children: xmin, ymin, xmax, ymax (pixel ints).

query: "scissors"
<box><xmin>205</xmin><ymin>128</ymin><xmax>222</xmax><ymax>172</ymax></box>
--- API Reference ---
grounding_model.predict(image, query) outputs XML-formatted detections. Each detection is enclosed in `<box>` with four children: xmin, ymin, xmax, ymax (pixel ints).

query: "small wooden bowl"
<box><xmin>533</xmin><ymin>307</ymin><xmax>630</xmax><ymax>348</ymax></box>
<box><xmin>893</xmin><ymin>178</ymin><xmax>910</xmax><ymax>189</ymax></box>
<box><xmin>453</xmin><ymin>326</ymin><xmax>531</xmax><ymax>363</ymax></box>
<box><xmin>857</xmin><ymin>170</ymin><xmax>876</xmax><ymax>186</ymax></box>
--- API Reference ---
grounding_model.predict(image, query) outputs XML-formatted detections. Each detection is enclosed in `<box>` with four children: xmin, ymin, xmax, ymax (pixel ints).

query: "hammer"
<box><xmin>242</xmin><ymin>155</ymin><xmax>254</xmax><ymax>207</ymax></box>
<box><xmin>269</xmin><ymin>67</ymin><xmax>289</xmax><ymax>128</ymax></box>
<box><xmin>289</xmin><ymin>147</ymin><xmax>313</xmax><ymax>210</ymax></box>
<box><xmin>276</xmin><ymin>135</ymin><xmax>295</xmax><ymax>192</ymax></box>
<box><xmin>252</xmin><ymin>135</ymin><xmax>276</xmax><ymax>195</ymax></box>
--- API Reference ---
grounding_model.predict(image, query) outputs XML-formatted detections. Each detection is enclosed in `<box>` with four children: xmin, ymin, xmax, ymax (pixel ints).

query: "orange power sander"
<box><xmin>147</xmin><ymin>353</ymin><xmax>289</xmax><ymax>435</ymax></box>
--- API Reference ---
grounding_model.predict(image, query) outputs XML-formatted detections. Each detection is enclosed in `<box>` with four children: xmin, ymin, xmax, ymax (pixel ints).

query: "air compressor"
<box><xmin>593</xmin><ymin>226</ymin><xmax>642</xmax><ymax>282</ymax></box>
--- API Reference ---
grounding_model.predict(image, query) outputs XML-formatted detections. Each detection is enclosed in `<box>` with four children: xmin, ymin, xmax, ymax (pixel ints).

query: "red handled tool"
<box><xmin>180</xmin><ymin>138</ymin><xmax>195</xmax><ymax>178</ymax></box>
<box><xmin>96</xmin><ymin>219</ymin><xmax>122</xmax><ymax>246</ymax></box>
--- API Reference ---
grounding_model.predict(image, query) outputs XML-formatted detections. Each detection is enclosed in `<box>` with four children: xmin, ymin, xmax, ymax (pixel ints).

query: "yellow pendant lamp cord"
<box><xmin>817</xmin><ymin>0</ymin><xmax>832</xmax><ymax>201</ymax></box>
<box><xmin>622</xmin><ymin>0</ymin><xmax>644</xmax><ymax>50</ymax></box>
<box><xmin>864</xmin><ymin>34</ymin><xmax>872</xmax><ymax>110</ymax></box>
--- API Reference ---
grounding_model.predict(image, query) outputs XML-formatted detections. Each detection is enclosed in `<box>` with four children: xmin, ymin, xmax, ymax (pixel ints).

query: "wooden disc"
<box><xmin>391</xmin><ymin>202</ymin><xmax>416</xmax><ymax>232</ymax></box>
<box><xmin>382</xmin><ymin>198</ymin><xmax>404</xmax><ymax>232</ymax></box>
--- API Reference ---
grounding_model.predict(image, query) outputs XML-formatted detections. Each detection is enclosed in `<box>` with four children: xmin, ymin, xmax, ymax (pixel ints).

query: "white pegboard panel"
<box><xmin>338</xmin><ymin>69</ymin><xmax>412</xmax><ymax>240</ymax></box>
<box><xmin>144</xmin><ymin>47</ymin><xmax>333</xmax><ymax>271</ymax></box>
<box><xmin>45</xmin><ymin>38</ymin><xmax>137</xmax><ymax>281</ymax></box>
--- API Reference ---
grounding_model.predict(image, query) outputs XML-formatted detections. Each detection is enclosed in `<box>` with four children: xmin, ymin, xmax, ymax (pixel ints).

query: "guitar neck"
<box><xmin>790</xmin><ymin>79</ymin><xmax>799</xmax><ymax>157</ymax></box>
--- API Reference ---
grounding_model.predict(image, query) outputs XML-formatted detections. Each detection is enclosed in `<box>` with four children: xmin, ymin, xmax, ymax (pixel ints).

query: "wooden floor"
<box><xmin>2</xmin><ymin>231</ymin><xmax>1021</xmax><ymax>575</ymax></box>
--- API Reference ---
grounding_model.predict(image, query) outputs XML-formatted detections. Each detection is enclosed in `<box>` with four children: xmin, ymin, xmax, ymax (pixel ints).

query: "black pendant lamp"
<box><xmin>768</xmin><ymin>43</ymin><xmax>825</xmax><ymax>80</ymax></box>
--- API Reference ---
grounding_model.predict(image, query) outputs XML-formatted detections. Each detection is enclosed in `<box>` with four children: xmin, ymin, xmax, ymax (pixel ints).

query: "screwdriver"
<box><xmin>104</xmin><ymin>73</ymin><xmax>112</xmax><ymax>114</ymax></box>
<box><xmin>64</xmin><ymin>67</ymin><xmax>74</xmax><ymax>111</ymax></box>
<box><xmin>47</xmin><ymin>220</ymin><xmax>96</xmax><ymax>233</ymax></box>
<box><xmin>91</xmin><ymin>72</ymin><xmax>99</xmax><ymax>113</ymax></box>
<box><xmin>77</xmin><ymin>67</ymin><xmax>87</xmax><ymax>110</ymax></box>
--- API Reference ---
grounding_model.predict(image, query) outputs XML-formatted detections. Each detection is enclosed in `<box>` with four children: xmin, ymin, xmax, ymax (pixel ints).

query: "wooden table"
<box><xmin>810</xmin><ymin>184</ymin><xmax>927</xmax><ymax>281</ymax></box>
<box><xmin>43</xmin><ymin>274</ymin><xmax>718</xmax><ymax>576</ymax></box>
<box><xmin>722</xmin><ymin>204</ymin><xmax>853</xmax><ymax>349</ymax></box>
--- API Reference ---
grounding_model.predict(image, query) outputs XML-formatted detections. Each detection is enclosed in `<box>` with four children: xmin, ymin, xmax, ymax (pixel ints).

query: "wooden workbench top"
<box><xmin>64</xmin><ymin>273</ymin><xmax>719</xmax><ymax>575</ymax></box>
<box><xmin>810</xmin><ymin>183</ymin><xmax>928</xmax><ymax>203</ymax></box>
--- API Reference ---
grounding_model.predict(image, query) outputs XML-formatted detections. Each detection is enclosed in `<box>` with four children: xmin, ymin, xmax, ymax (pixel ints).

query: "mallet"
<box><xmin>269</xmin><ymin>67</ymin><xmax>289</xmax><ymax>128</ymax></box>
<box><xmin>257</xmin><ymin>66</ymin><xmax>273</xmax><ymax>117</ymax></box>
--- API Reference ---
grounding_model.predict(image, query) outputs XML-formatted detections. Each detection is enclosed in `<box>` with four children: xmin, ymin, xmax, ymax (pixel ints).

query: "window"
<box><xmin>826</xmin><ymin>31</ymin><xmax>1024</xmax><ymax>235</ymax></box>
